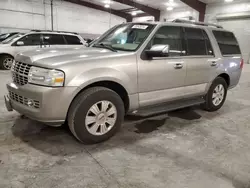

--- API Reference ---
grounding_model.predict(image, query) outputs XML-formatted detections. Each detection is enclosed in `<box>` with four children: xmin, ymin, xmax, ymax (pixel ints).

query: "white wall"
<box><xmin>0</xmin><ymin>0</ymin><xmax>125</xmax><ymax>37</ymax></box>
<box><xmin>133</xmin><ymin>16</ymin><xmax>154</xmax><ymax>22</ymax></box>
<box><xmin>205</xmin><ymin>1</ymin><xmax>250</xmax><ymax>23</ymax></box>
<box><xmin>160</xmin><ymin>7</ymin><xmax>199</xmax><ymax>22</ymax></box>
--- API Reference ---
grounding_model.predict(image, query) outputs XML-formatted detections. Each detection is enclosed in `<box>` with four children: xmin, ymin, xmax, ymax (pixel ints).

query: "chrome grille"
<box><xmin>9</xmin><ymin>91</ymin><xmax>40</xmax><ymax>109</ymax></box>
<box><xmin>11</xmin><ymin>61</ymin><xmax>32</xmax><ymax>86</ymax></box>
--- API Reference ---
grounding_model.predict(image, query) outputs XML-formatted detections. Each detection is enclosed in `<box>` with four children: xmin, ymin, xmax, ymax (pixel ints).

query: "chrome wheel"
<box><xmin>212</xmin><ymin>84</ymin><xmax>225</xmax><ymax>106</ymax></box>
<box><xmin>3</xmin><ymin>58</ymin><xmax>13</xmax><ymax>70</ymax></box>
<box><xmin>85</xmin><ymin>100</ymin><xmax>117</xmax><ymax>136</ymax></box>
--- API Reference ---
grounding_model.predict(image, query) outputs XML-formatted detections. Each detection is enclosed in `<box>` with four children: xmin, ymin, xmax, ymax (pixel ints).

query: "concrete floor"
<box><xmin>1</xmin><ymin>66</ymin><xmax>250</xmax><ymax>188</ymax></box>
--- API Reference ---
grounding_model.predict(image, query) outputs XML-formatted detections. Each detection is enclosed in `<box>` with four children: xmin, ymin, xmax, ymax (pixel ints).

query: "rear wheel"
<box><xmin>202</xmin><ymin>77</ymin><xmax>228</xmax><ymax>112</ymax></box>
<box><xmin>68</xmin><ymin>87</ymin><xmax>125</xmax><ymax>144</ymax></box>
<box><xmin>0</xmin><ymin>55</ymin><xmax>13</xmax><ymax>70</ymax></box>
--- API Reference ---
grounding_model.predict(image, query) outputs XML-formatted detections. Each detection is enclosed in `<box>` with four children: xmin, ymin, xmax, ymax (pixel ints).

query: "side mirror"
<box><xmin>145</xmin><ymin>44</ymin><xmax>170</xmax><ymax>58</ymax></box>
<box><xmin>16</xmin><ymin>41</ymin><xmax>24</xmax><ymax>46</ymax></box>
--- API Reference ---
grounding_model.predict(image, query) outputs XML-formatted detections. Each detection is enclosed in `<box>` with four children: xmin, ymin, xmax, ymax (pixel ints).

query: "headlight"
<box><xmin>28</xmin><ymin>66</ymin><xmax>65</xmax><ymax>87</ymax></box>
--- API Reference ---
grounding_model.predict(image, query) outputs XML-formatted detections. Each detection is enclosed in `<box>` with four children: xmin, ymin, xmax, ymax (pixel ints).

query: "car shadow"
<box><xmin>11</xmin><ymin>107</ymin><xmax>204</xmax><ymax>156</ymax></box>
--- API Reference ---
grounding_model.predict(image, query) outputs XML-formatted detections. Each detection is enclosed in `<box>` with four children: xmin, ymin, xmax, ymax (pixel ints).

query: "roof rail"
<box><xmin>172</xmin><ymin>19</ymin><xmax>223</xmax><ymax>29</ymax></box>
<box><xmin>30</xmin><ymin>30</ymin><xmax>78</xmax><ymax>35</ymax></box>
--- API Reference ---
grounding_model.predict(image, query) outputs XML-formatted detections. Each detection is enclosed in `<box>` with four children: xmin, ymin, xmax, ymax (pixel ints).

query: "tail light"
<box><xmin>240</xmin><ymin>59</ymin><xmax>244</xmax><ymax>69</ymax></box>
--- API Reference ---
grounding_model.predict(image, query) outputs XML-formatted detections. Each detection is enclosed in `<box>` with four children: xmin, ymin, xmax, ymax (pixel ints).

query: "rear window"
<box><xmin>64</xmin><ymin>35</ymin><xmax>82</xmax><ymax>45</ymax></box>
<box><xmin>213</xmin><ymin>30</ymin><xmax>241</xmax><ymax>55</ymax></box>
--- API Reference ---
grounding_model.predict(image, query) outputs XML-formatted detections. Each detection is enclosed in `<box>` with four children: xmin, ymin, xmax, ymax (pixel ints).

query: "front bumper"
<box><xmin>5</xmin><ymin>82</ymin><xmax>78</xmax><ymax>126</ymax></box>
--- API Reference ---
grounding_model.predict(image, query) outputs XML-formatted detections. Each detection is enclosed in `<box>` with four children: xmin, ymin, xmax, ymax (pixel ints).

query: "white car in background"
<box><xmin>0</xmin><ymin>31</ymin><xmax>87</xmax><ymax>70</ymax></box>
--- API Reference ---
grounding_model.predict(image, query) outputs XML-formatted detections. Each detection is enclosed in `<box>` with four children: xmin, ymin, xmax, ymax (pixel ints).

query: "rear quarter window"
<box><xmin>212</xmin><ymin>30</ymin><xmax>241</xmax><ymax>56</ymax></box>
<box><xmin>64</xmin><ymin>35</ymin><xmax>82</xmax><ymax>45</ymax></box>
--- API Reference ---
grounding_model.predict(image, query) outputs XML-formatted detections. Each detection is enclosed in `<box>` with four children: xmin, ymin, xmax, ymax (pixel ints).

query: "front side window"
<box><xmin>91</xmin><ymin>23</ymin><xmax>155</xmax><ymax>51</ymax></box>
<box><xmin>184</xmin><ymin>27</ymin><xmax>207</xmax><ymax>56</ymax></box>
<box><xmin>213</xmin><ymin>30</ymin><xmax>241</xmax><ymax>55</ymax></box>
<box><xmin>148</xmin><ymin>26</ymin><xmax>184</xmax><ymax>57</ymax></box>
<box><xmin>17</xmin><ymin>34</ymin><xmax>41</xmax><ymax>46</ymax></box>
<box><xmin>42</xmin><ymin>34</ymin><xmax>66</xmax><ymax>45</ymax></box>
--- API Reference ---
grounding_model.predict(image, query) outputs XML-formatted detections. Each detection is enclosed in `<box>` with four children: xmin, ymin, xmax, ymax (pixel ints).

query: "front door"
<box><xmin>137</xmin><ymin>26</ymin><xmax>187</xmax><ymax>107</ymax></box>
<box><xmin>13</xmin><ymin>33</ymin><xmax>42</xmax><ymax>55</ymax></box>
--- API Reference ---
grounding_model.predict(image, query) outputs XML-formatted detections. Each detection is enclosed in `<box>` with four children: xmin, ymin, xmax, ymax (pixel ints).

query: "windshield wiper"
<box><xmin>93</xmin><ymin>43</ymin><xmax>117</xmax><ymax>52</ymax></box>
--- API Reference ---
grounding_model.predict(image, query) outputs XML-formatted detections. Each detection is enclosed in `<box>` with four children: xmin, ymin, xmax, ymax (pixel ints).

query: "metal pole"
<box><xmin>51</xmin><ymin>0</ymin><xmax>54</xmax><ymax>31</ymax></box>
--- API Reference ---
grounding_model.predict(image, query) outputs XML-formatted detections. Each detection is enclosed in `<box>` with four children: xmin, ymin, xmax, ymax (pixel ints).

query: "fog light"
<box><xmin>27</xmin><ymin>99</ymin><xmax>34</xmax><ymax>107</ymax></box>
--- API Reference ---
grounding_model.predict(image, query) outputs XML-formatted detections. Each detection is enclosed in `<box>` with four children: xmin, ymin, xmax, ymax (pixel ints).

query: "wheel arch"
<box><xmin>217</xmin><ymin>73</ymin><xmax>230</xmax><ymax>87</ymax></box>
<box><xmin>0</xmin><ymin>53</ymin><xmax>14</xmax><ymax>59</ymax></box>
<box><xmin>70</xmin><ymin>80</ymin><xmax>130</xmax><ymax>114</ymax></box>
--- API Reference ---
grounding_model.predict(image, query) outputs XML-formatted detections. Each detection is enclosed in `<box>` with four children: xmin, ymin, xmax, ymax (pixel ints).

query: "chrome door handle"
<box><xmin>174</xmin><ymin>63</ymin><xmax>183</xmax><ymax>69</ymax></box>
<box><xmin>211</xmin><ymin>61</ymin><xmax>217</xmax><ymax>66</ymax></box>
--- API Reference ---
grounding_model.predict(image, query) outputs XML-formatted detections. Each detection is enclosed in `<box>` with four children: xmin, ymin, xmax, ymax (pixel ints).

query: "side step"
<box><xmin>133</xmin><ymin>97</ymin><xmax>205</xmax><ymax>117</ymax></box>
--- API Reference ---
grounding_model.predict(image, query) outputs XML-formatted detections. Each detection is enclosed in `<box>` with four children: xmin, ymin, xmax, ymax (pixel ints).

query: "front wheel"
<box><xmin>68</xmin><ymin>87</ymin><xmax>125</xmax><ymax>144</ymax></box>
<box><xmin>202</xmin><ymin>77</ymin><xmax>228</xmax><ymax>112</ymax></box>
<box><xmin>0</xmin><ymin>55</ymin><xmax>13</xmax><ymax>70</ymax></box>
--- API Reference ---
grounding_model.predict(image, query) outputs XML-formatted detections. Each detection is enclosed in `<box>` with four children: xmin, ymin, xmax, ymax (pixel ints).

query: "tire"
<box><xmin>68</xmin><ymin>87</ymin><xmax>125</xmax><ymax>144</ymax></box>
<box><xmin>0</xmin><ymin>55</ymin><xmax>13</xmax><ymax>70</ymax></box>
<box><xmin>202</xmin><ymin>77</ymin><xmax>228</xmax><ymax>112</ymax></box>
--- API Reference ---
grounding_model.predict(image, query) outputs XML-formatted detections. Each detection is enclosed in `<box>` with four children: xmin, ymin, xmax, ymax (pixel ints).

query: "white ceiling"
<box><xmin>80</xmin><ymin>0</ymin><xmax>133</xmax><ymax>10</ymax></box>
<box><xmin>134</xmin><ymin>0</ymin><xmax>187</xmax><ymax>10</ymax></box>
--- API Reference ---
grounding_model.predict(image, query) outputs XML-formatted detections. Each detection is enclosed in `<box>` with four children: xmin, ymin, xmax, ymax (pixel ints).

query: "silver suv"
<box><xmin>5</xmin><ymin>20</ymin><xmax>243</xmax><ymax>144</ymax></box>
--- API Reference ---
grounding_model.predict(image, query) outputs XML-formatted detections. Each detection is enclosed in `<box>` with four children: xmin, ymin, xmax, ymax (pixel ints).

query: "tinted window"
<box><xmin>42</xmin><ymin>34</ymin><xmax>66</xmax><ymax>45</ymax></box>
<box><xmin>64</xmin><ymin>35</ymin><xmax>82</xmax><ymax>45</ymax></box>
<box><xmin>17</xmin><ymin>34</ymin><xmax>41</xmax><ymax>46</ymax></box>
<box><xmin>185</xmin><ymin>28</ymin><xmax>207</xmax><ymax>56</ymax></box>
<box><xmin>150</xmin><ymin>26</ymin><xmax>183</xmax><ymax>57</ymax></box>
<box><xmin>213</xmin><ymin>31</ymin><xmax>241</xmax><ymax>55</ymax></box>
<box><xmin>202</xmin><ymin>30</ymin><xmax>214</xmax><ymax>56</ymax></box>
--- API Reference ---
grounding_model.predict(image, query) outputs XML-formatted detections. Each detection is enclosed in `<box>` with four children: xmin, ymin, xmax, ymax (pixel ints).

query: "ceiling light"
<box><xmin>167</xmin><ymin>7</ymin><xmax>173</xmax><ymax>11</ymax></box>
<box><xmin>225</xmin><ymin>0</ymin><xmax>233</xmax><ymax>2</ymax></box>
<box><xmin>104</xmin><ymin>4</ymin><xmax>110</xmax><ymax>8</ymax></box>
<box><xmin>131</xmin><ymin>12</ymin><xmax>137</xmax><ymax>16</ymax></box>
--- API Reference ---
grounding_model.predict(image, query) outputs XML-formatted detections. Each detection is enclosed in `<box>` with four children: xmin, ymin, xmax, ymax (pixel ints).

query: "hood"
<box><xmin>16</xmin><ymin>47</ymin><xmax>131</xmax><ymax>68</ymax></box>
<box><xmin>0</xmin><ymin>43</ymin><xmax>11</xmax><ymax>47</ymax></box>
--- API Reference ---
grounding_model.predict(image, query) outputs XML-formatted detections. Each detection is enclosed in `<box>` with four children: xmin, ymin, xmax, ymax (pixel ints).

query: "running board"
<box><xmin>133</xmin><ymin>97</ymin><xmax>205</xmax><ymax>117</ymax></box>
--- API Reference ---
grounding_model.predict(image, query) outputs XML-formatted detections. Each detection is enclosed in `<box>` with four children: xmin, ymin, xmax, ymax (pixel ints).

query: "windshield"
<box><xmin>91</xmin><ymin>23</ymin><xmax>155</xmax><ymax>51</ymax></box>
<box><xmin>1</xmin><ymin>33</ymin><xmax>24</xmax><ymax>44</ymax></box>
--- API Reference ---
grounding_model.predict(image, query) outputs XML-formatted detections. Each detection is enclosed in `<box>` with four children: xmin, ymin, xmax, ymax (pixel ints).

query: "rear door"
<box><xmin>182</xmin><ymin>27</ymin><xmax>217</xmax><ymax>98</ymax></box>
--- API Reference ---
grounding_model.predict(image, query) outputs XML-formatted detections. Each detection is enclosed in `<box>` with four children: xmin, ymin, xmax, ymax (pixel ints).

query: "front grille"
<box><xmin>9</xmin><ymin>91</ymin><xmax>40</xmax><ymax>109</ymax></box>
<box><xmin>11</xmin><ymin>61</ymin><xmax>32</xmax><ymax>86</ymax></box>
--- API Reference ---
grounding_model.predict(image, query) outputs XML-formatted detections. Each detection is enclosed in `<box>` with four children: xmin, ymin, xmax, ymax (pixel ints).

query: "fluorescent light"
<box><xmin>167</xmin><ymin>7</ymin><xmax>173</xmax><ymax>11</ymax></box>
<box><xmin>131</xmin><ymin>12</ymin><xmax>137</xmax><ymax>16</ymax></box>
<box><xmin>104</xmin><ymin>4</ymin><xmax>110</xmax><ymax>8</ymax></box>
<box><xmin>225</xmin><ymin>0</ymin><xmax>233</xmax><ymax>2</ymax></box>
<box><xmin>103</xmin><ymin>0</ymin><xmax>111</xmax><ymax>4</ymax></box>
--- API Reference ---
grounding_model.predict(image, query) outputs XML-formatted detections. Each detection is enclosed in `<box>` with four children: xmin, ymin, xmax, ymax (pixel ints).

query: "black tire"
<box><xmin>68</xmin><ymin>87</ymin><xmax>125</xmax><ymax>144</ymax></box>
<box><xmin>0</xmin><ymin>55</ymin><xmax>13</xmax><ymax>70</ymax></box>
<box><xmin>202</xmin><ymin>77</ymin><xmax>228</xmax><ymax>112</ymax></box>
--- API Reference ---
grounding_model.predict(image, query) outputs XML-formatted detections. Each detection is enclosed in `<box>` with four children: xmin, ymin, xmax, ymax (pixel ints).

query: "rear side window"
<box><xmin>64</xmin><ymin>35</ymin><xmax>82</xmax><ymax>45</ymax></box>
<box><xmin>42</xmin><ymin>34</ymin><xmax>66</xmax><ymax>45</ymax></box>
<box><xmin>213</xmin><ymin>31</ymin><xmax>241</xmax><ymax>55</ymax></box>
<box><xmin>184</xmin><ymin>27</ymin><xmax>208</xmax><ymax>56</ymax></box>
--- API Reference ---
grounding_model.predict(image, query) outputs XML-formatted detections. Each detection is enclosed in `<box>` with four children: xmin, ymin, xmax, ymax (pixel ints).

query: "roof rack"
<box><xmin>31</xmin><ymin>30</ymin><xmax>78</xmax><ymax>35</ymax></box>
<box><xmin>172</xmin><ymin>19</ymin><xmax>223</xmax><ymax>29</ymax></box>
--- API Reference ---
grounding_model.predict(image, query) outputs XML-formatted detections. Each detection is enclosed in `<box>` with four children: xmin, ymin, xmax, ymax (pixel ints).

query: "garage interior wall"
<box><xmin>160</xmin><ymin>7</ymin><xmax>199</xmax><ymax>21</ymax></box>
<box><xmin>205</xmin><ymin>1</ymin><xmax>250</xmax><ymax>64</ymax></box>
<box><xmin>0</xmin><ymin>0</ymin><xmax>126</xmax><ymax>38</ymax></box>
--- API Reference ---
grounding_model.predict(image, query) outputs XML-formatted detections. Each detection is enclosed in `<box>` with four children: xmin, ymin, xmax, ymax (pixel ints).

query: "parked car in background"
<box><xmin>0</xmin><ymin>32</ymin><xmax>19</xmax><ymax>42</ymax></box>
<box><xmin>5</xmin><ymin>20</ymin><xmax>243</xmax><ymax>144</ymax></box>
<box><xmin>0</xmin><ymin>30</ymin><xmax>87</xmax><ymax>70</ymax></box>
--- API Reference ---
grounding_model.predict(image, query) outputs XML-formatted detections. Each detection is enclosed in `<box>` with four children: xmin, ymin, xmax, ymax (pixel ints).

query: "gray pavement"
<box><xmin>1</xmin><ymin>66</ymin><xmax>250</xmax><ymax>188</ymax></box>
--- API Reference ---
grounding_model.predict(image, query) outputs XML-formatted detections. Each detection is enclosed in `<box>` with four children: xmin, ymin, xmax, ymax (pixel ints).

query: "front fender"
<box><xmin>67</xmin><ymin>67</ymin><xmax>135</xmax><ymax>95</ymax></box>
